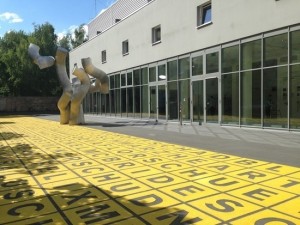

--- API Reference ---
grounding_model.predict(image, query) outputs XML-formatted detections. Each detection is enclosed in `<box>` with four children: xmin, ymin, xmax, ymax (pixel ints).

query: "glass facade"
<box><xmin>83</xmin><ymin>27</ymin><xmax>300</xmax><ymax>130</ymax></box>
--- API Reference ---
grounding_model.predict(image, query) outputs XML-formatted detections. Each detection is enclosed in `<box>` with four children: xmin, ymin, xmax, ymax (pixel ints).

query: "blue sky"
<box><xmin>0</xmin><ymin>0</ymin><xmax>116</xmax><ymax>37</ymax></box>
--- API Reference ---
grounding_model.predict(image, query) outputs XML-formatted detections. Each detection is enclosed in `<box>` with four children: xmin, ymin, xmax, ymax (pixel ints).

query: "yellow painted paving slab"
<box><xmin>0</xmin><ymin>116</ymin><xmax>299</xmax><ymax>225</ymax></box>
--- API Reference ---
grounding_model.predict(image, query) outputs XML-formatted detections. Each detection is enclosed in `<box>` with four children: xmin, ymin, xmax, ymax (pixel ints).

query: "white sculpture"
<box><xmin>28</xmin><ymin>43</ymin><xmax>109</xmax><ymax>125</ymax></box>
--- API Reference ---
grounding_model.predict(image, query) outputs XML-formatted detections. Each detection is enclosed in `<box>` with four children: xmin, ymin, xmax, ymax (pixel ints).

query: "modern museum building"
<box><xmin>69</xmin><ymin>0</ymin><xmax>300</xmax><ymax>131</ymax></box>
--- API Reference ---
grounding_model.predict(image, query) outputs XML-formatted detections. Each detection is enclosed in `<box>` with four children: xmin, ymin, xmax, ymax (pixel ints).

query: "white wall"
<box><xmin>69</xmin><ymin>0</ymin><xmax>300</xmax><ymax>79</ymax></box>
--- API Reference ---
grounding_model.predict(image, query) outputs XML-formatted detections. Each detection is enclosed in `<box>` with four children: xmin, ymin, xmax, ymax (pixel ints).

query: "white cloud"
<box><xmin>0</xmin><ymin>12</ymin><xmax>23</xmax><ymax>23</ymax></box>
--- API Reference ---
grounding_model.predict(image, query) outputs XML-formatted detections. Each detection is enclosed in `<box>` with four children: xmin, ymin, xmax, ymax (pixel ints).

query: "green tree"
<box><xmin>0</xmin><ymin>30</ymin><xmax>29</xmax><ymax>96</ymax></box>
<box><xmin>71</xmin><ymin>24</ymin><xmax>88</xmax><ymax>49</ymax></box>
<box><xmin>0</xmin><ymin>23</ymin><xmax>62</xmax><ymax>96</ymax></box>
<box><xmin>57</xmin><ymin>33</ymin><xmax>71</xmax><ymax>51</ymax></box>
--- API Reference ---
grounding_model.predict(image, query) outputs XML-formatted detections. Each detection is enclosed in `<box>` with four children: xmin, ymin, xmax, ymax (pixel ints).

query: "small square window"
<box><xmin>101</xmin><ymin>50</ymin><xmax>107</xmax><ymax>63</ymax></box>
<box><xmin>122</xmin><ymin>40</ymin><xmax>129</xmax><ymax>55</ymax></box>
<box><xmin>197</xmin><ymin>2</ymin><xmax>212</xmax><ymax>27</ymax></box>
<box><xmin>152</xmin><ymin>25</ymin><xmax>161</xmax><ymax>44</ymax></box>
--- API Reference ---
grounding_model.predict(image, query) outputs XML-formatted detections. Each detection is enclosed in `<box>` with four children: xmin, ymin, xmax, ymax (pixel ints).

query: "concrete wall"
<box><xmin>0</xmin><ymin>97</ymin><xmax>59</xmax><ymax>113</ymax></box>
<box><xmin>70</xmin><ymin>0</ymin><xmax>300</xmax><ymax>78</ymax></box>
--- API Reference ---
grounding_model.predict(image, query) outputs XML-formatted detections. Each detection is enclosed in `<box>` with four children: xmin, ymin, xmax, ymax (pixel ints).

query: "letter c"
<box><xmin>8</xmin><ymin>203</ymin><xmax>44</xmax><ymax>216</ymax></box>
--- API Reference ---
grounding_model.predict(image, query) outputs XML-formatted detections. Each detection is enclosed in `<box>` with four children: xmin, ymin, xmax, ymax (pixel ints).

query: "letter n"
<box><xmin>157</xmin><ymin>210</ymin><xmax>202</xmax><ymax>224</ymax></box>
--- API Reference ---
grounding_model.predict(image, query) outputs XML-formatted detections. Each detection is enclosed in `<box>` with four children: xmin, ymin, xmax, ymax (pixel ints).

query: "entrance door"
<box><xmin>149</xmin><ymin>85</ymin><xmax>166</xmax><ymax>120</ymax></box>
<box><xmin>150</xmin><ymin>86</ymin><xmax>157</xmax><ymax>119</ymax></box>
<box><xmin>192</xmin><ymin>80</ymin><xmax>204</xmax><ymax>123</ymax></box>
<box><xmin>206</xmin><ymin>77</ymin><xmax>218</xmax><ymax>123</ymax></box>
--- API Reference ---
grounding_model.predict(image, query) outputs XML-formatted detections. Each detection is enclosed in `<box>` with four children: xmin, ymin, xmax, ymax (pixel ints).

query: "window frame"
<box><xmin>122</xmin><ymin>40</ymin><xmax>129</xmax><ymax>56</ymax></box>
<box><xmin>197</xmin><ymin>2</ymin><xmax>212</xmax><ymax>28</ymax></box>
<box><xmin>101</xmin><ymin>50</ymin><xmax>107</xmax><ymax>64</ymax></box>
<box><xmin>152</xmin><ymin>25</ymin><xmax>161</xmax><ymax>45</ymax></box>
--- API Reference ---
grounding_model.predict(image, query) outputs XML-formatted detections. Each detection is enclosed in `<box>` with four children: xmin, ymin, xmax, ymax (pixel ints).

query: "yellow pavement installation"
<box><xmin>0</xmin><ymin>116</ymin><xmax>300</xmax><ymax>225</ymax></box>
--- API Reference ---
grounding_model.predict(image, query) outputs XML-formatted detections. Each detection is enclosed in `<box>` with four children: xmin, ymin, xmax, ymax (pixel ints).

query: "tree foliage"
<box><xmin>0</xmin><ymin>23</ymin><xmax>61</xmax><ymax>96</ymax></box>
<box><xmin>71</xmin><ymin>24</ymin><xmax>88</xmax><ymax>49</ymax></box>
<box><xmin>0</xmin><ymin>22</ymin><xmax>88</xmax><ymax>96</ymax></box>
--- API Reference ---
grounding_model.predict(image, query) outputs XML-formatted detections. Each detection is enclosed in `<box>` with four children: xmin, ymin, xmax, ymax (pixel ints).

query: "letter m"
<box><xmin>157</xmin><ymin>210</ymin><xmax>202</xmax><ymax>224</ymax></box>
<box><xmin>76</xmin><ymin>204</ymin><xmax>120</xmax><ymax>224</ymax></box>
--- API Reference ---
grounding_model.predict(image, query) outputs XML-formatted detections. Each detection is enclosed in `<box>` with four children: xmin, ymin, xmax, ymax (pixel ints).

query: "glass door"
<box><xmin>192</xmin><ymin>80</ymin><xmax>204</xmax><ymax>123</ymax></box>
<box><xmin>206</xmin><ymin>77</ymin><xmax>218</xmax><ymax>123</ymax></box>
<box><xmin>149</xmin><ymin>85</ymin><xmax>166</xmax><ymax>120</ymax></box>
<box><xmin>150</xmin><ymin>86</ymin><xmax>157</xmax><ymax>119</ymax></box>
<box><xmin>158</xmin><ymin>84</ymin><xmax>166</xmax><ymax>120</ymax></box>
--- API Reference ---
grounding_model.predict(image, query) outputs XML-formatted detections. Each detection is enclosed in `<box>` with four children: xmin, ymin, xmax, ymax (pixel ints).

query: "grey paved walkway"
<box><xmin>38</xmin><ymin>114</ymin><xmax>300</xmax><ymax>167</ymax></box>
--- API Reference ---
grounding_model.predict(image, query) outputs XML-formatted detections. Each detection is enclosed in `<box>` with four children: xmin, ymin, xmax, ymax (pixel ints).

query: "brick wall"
<box><xmin>0</xmin><ymin>97</ymin><xmax>59</xmax><ymax>113</ymax></box>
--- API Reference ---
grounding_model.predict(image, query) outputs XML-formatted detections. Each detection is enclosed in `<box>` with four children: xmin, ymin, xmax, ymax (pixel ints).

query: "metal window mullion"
<box><xmin>287</xmin><ymin>29</ymin><xmax>290</xmax><ymax>130</ymax></box>
<box><xmin>261</xmin><ymin>36</ymin><xmax>264</xmax><ymax>128</ymax></box>
<box><xmin>239</xmin><ymin>40</ymin><xmax>241</xmax><ymax>127</ymax></box>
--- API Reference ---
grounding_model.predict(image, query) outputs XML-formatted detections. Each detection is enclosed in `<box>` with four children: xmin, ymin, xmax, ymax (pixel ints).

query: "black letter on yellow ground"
<box><xmin>4</xmin><ymin>190</ymin><xmax>34</xmax><ymax>200</ymax></box>
<box><xmin>157</xmin><ymin>210</ymin><xmax>202</xmax><ymax>224</ymax></box>
<box><xmin>62</xmin><ymin>191</ymin><xmax>97</xmax><ymax>205</ymax></box>
<box><xmin>255</xmin><ymin>217</ymin><xmax>296</xmax><ymax>225</ymax></box>
<box><xmin>173</xmin><ymin>185</ymin><xmax>205</xmax><ymax>196</ymax></box>
<box><xmin>110</xmin><ymin>182</ymin><xmax>140</xmax><ymax>192</ymax></box>
<box><xmin>209</xmin><ymin>177</ymin><xmax>238</xmax><ymax>186</ymax></box>
<box><xmin>281</xmin><ymin>180</ymin><xmax>300</xmax><ymax>188</ymax></box>
<box><xmin>243</xmin><ymin>188</ymin><xmax>277</xmax><ymax>201</ymax></box>
<box><xmin>93</xmin><ymin>173</ymin><xmax>120</xmax><ymax>182</ymax></box>
<box><xmin>179</xmin><ymin>169</ymin><xmax>207</xmax><ymax>178</ymax></box>
<box><xmin>206</xmin><ymin>199</ymin><xmax>243</xmax><ymax>212</ymax></box>
<box><xmin>148</xmin><ymin>175</ymin><xmax>174</xmax><ymax>183</ymax></box>
<box><xmin>8</xmin><ymin>203</ymin><xmax>44</xmax><ymax>216</ymax></box>
<box><xmin>237</xmin><ymin>171</ymin><xmax>266</xmax><ymax>180</ymax></box>
<box><xmin>130</xmin><ymin>194</ymin><xmax>162</xmax><ymax>206</ymax></box>
<box><xmin>76</xmin><ymin>204</ymin><xmax>120</xmax><ymax>225</ymax></box>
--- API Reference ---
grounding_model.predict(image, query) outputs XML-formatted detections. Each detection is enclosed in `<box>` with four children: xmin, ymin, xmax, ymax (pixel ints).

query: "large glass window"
<box><xmin>121</xmin><ymin>73</ymin><xmax>126</xmax><ymax>86</ymax></box>
<box><xmin>133</xmin><ymin>69</ymin><xmax>141</xmax><ymax>85</ymax></box>
<box><xmin>96</xmin><ymin>92</ymin><xmax>101</xmax><ymax>114</ymax></box>
<box><xmin>134</xmin><ymin>86</ymin><xmax>141</xmax><ymax>118</ymax></box>
<box><xmin>105</xmin><ymin>93</ymin><xmax>110</xmax><ymax>115</ymax></box>
<box><xmin>158</xmin><ymin>64</ymin><xmax>166</xmax><ymax>81</ymax></box>
<box><xmin>241</xmin><ymin>39</ymin><xmax>261</xmax><ymax>70</ymax></box>
<box><xmin>192</xmin><ymin>55</ymin><xmax>203</xmax><ymax>76</ymax></box>
<box><xmin>290</xmin><ymin>30</ymin><xmax>300</xmax><ymax>64</ymax></box>
<box><xmin>178</xmin><ymin>57</ymin><xmax>190</xmax><ymax>79</ymax></box>
<box><xmin>222</xmin><ymin>45</ymin><xmax>239</xmax><ymax>73</ymax></box>
<box><xmin>263</xmin><ymin>66</ymin><xmax>288</xmax><ymax>128</ymax></box>
<box><xmin>127</xmin><ymin>87</ymin><xmax>133</xmax><ymax>117</ymax></box>
<box><xmin>115</xmin><ymin>89</ymin><xmax>121</xmax><ymax>116</ymax></box>
<box><xmin>101</xmin><ymin>94</ymin><xmax>106</xmax><ymax>115</ymax></box>
<box><xmin>168</xmin><ymin>81</ymin><xmax>178</xmax><ymax>120</ymax></box>
<box><xmin>167</xmin><ymin>60</ymin><xmax>177</xmax><ymax>81</ymax></box>
<box><xmin>110</xmin><ymin>75</ymin><xmax>115</xmax><ymax>89</ymax></box>
<box><xmin>141</xmin><ymin>67</ymin><xmax>148</xmax><ymax>85</ymax></box>
<box><xmin>141</xmin><ymin>85</ymin><xmax>148</xmax><ymax>118</ymax></box>
<box><xmin>290</xmin><ymin>65</ymin><xmax>300</xmax><ymax>129</ymax></box>
<box><xmin>121</xmin><ymin>88</ymin><xmax>126</xmax><ymax>116</ymax></box>
<box><xmin>149</xmin><ymin>66</ymin><xmax>156</xmax><ymax>82</ymax></box>
<box><xmin>110</xmin><ymin>90</ymin><xmax>115</xmax><ymax>116</ymax></box>
<box><xmin>222</xmin><ymin>73</ymin><xmax>239</xmax><ymax>124</ymax></box>
<box><xmin>241</xmin><ymin>70</ymin><xmax>261</xmax><ymax>126</ymax></box>
<box><xmin>264</xmin><ymin>33</ymin><xmax>288</xmax><ymax>67</ymax></box>
<box><xmin>127</xmin><ymin>72</ymin><xmax>133</xmax><ymax>86</ymax></box>
<box><xmin>206</xmin><ymin>52</ymin><xmax>219</xmax><ymax>73</ymax></box>
<box><xmin>115</xmin><ymin>74</ymin><xmax>120</xmax><ymax>88</ymax></box>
